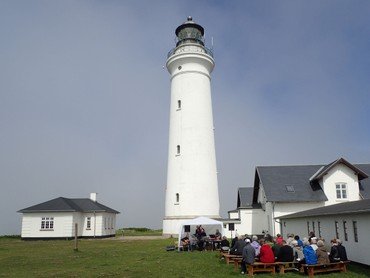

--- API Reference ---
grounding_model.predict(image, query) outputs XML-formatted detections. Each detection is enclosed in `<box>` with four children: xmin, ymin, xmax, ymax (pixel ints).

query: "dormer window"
<box><xmin>336</xmin><ymin>183</ymin><xmax>347</xmax><ymax>199</ymax></box>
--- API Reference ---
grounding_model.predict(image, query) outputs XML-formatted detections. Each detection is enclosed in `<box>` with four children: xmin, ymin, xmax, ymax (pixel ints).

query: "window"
<box><xmin>335</xmin><ymin>221</ymin><xmax>339</xmax><ymax>239</ymax></box>
<box><xmin>336</xmin><ymin>183</ymin><xmax>347</xmax><ymax>199</ymax></box>
<box><xmin>343</xmin><ymin>221</ymin><xmax>348</xmax><ymax>241</ymax></box>
<box><xmin>176</xmin><ymin>145</ymin><xmax>180</xmax><ymax>155</ymax></box>
<box><xmin>176</xmin><ymin>193</ymin><xmax>179</xmax><ymax>203</ymax></box>
<box><xmin>353</xmin><ymin>221</ymin><xmax>358</xmax><ymax>242</ymax></box>
<box><xmin>41</xmin><ymin>217</ymin><xmax>54</xmax><ymax>230</ymax></box>
<box><xmin>318</xmin><ymin>221</ymin><xmax>322</xmax><ymax>238</ymax></box>
<box><xmin>86</xmin><ymin>217</ymin><xmax>91</xmax><ymax>230</ymax></box>
<box><xmin>307</xmin><ymin>221</ymin><xmax>310</xmax><ymax>235</ymax></box>
<box><xmin>286</xmin><ymin>185</ymin><xmax>295</xmax><ymax>193</ymax></box>
<box><xmin>312</xmin><ymin>221</ymin><xmax>315</xmax><ymax>234</ymax></box>
<box><xmin>104</xmin><ymin>218</ymin><xmax>107</xmax><ymax>230</ymax></box>
<box><xmin>177</xmin><ymin>100</ymin><xmax>181</xmax><ymax>110</ymax></box>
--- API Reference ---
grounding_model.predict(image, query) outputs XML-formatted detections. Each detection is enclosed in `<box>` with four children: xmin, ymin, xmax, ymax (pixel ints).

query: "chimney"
<box><xmin>90</xmin><ymin>192</ymin><xmax>97</xmax><ymax>202</ymax></box>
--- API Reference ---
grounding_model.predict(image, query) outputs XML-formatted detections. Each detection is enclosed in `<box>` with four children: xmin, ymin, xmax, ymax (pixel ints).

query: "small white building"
<box><xmin>279</xmin><ymin>198</ymin><xmax>370</xmax><ymax>266</ymax></box>
<box><xmin>225</xmin><ymin>158</ymin><xmax>370</xmax><ymax>237</ymax></box>
<box><xmin>18</xmin><ymin>193</ymin><xmax>120</xmax><ymax>239</ymax></box>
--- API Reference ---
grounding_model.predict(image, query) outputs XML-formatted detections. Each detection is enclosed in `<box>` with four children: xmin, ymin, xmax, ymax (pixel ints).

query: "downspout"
<box><xmin>93</xmin><ymin>211</ymin><xmax>96</xmax><ymax>238</ymax></box>
<box><xmin>271</xmin><ymin>202</ymin><xmax>275</xmax><ymax>236</ymax></box>
<box><xmin>272</xmin><ymin>202</ymin><xmax>283</xmax><ymax>235</ymax></box>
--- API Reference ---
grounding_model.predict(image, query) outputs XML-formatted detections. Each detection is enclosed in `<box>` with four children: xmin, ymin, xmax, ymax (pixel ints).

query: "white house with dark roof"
<box><xmin>225</xmin><ymin>158</ymin><xmax>370</xmax><ymax>237</ymax></box>
<box><xmin>18</xmin><ymin>193</ymin><xmax>120</xmax><ymax>239</ymax></box>
<box><xmin>279</xmin><ymin>198</ymin><xmax>370</xmax><ymax>265</ymax></box>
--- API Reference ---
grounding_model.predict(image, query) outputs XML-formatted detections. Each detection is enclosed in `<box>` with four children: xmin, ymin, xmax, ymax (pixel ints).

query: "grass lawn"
<box><xmin>0</xmin><ymin>237</ymin><xmax>369</xmax><ymax>277</ymax></box>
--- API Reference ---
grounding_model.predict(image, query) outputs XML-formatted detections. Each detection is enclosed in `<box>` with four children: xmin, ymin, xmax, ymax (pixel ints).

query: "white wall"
<box><xmin>229</xmin><ymin>211</ymin><xmax>239</xmax><ymax>219</ymax></box>
<box><xmin>322</xmin><ymin>164</ymin><xmax>360</xmax><ymax>206</ymax></box>
<box><xmin>21</xmin><ymin>212</ymin><xmax>74</xmax><ymax>238</ymax></box>
<box><xmin>281</xmin><ymin>213</ymin><xmax>370</xmax><ymax>265</ymax></box>
<box><xmin>164</xmin><ymin>42</ymin><xmax>220</xmax><ymax>235</ymax></box>
<box><xmin>21</xmin><ymin>212</ymin><xmax>117</xmax><ymax>238</ymax></box>
<box><xmin>273</xmin><ymin>202</ymin><xmax>325</xmax><ymax>235</ymax></box>
<box><xmin>234</xmin><ymin>208</ymin><xmax>267</xmax><ymax>235</ymax></box>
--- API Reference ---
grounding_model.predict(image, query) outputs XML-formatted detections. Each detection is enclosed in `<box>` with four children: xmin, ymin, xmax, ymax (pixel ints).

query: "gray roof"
<box><xmin>309</xmin><ymin>158</ymin><xmax>368</xmax><ymax>181</ymax></box>
<box><xmin>237</xmin><ymin>187</ymin><xmax>254</xmax><ymax>208</ymax></box>
<box><xmin>253</xmin><ymin>159</ymin><xmax>370</xmax><ymax>203</ymax></box>
<box><xmin>356</xmin><ymin>164</ymin><xmax>370</xmax><ymax>199</ymax></box>
<box><xmin>254</xmin><ymin>165</ymin><xmax>328</xmax><ymax>203</ymax></box>
<box><xmin>18</xmin><ymin>197</ymin><xmax>120</xmax><ymax>214</ymax></box>
<box><xmin>279</xmin><ymin>198</ymin><xmax>370</xmax><ymax>219</ymax></box>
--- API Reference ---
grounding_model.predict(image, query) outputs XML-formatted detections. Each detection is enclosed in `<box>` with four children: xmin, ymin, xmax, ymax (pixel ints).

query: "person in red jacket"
<box><xmin>259</xmin><ymin>239</ymin><xmax>275</xmax><ymax>263</ymax></box>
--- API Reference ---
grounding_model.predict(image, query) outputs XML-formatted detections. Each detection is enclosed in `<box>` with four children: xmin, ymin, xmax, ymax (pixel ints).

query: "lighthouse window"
<box><xmin>177</xmin><ymin>100</ymin><xmax>181</xmax><ymax>110</ymax></box>
<box><xmin>176</xmin><ymin>193</ymin><xmax>179</xmax><ymax>203</ymax></box>
<box><xmin>176</xmin><ymin>145</ymin><xmax>181</xmax><ymax>155</ymax></box>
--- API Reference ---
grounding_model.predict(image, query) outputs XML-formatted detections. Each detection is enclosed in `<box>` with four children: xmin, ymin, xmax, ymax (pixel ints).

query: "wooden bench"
<box><xmin>220</xmin><ymin>253</ymin><xmax>242</xmax><ymax>265</ymax></box>
<box><xmin>301</xmin><ymin>261</ymin><xmax>350</xmax><ymax>277</ymax></box>
<box><xmin>275</xmin><ymin>262</ymin><xmax>298</xmax><ymax>274</ymax></box>
<box><xmin>247</xmin><ymin>262</ymin><xmax>276</xmax><ymax>276</ymax></box>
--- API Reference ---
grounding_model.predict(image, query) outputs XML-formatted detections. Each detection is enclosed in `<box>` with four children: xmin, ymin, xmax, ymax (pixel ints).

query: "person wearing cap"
<box><xmin>241</xmin><ymin>238</ymin><xmax>255</xmax><ymax>275</ymax></box>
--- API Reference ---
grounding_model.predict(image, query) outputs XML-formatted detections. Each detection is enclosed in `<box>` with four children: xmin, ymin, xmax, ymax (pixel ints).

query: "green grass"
<box><xmin>116</xmin><ymin>227</ymin><xmax>163</xmax><ymax>236</ymax></box>
<box><xmin>0</xmin><ymin>237</ymin><xmax>369</xmax><ymax>277</ymax></box>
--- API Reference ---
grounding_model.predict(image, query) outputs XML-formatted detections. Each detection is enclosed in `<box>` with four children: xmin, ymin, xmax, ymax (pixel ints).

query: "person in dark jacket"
<box><xmin>241</xmin><ymin>238</ymin><xmax>255</xmax><ymax>274</ymax></box>
<box><xmin>230</xmin><ymin>235</ymin><xmax>246</xmax><ymax>255</ymax></box>
<box><xmin>329</xmin><ymin>238</ymin><xmax>340</xmax><ymax>262</ymax></box>
<box><xmin>220</xmin><ymin>236</ymin><xmax>230</xmax><ymax>252</ymax></box>
<box><xmin>337</xmin><ymin>239</ymin><xmax>348</xmax><ymax>261</ymax></box>
<box><xmin>277</xmin><ymin>240</ymin><xmax>294</xmax><ymax>262</ymax></box>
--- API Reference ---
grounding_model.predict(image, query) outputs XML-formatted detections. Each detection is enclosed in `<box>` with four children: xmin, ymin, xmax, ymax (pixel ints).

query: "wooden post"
<box><xmin>74</xmin><ymin>223</ymin><xmax>78</xmax><ymax>251</ymax></box>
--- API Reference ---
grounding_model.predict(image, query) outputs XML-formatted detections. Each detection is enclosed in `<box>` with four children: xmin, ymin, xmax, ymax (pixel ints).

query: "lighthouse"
<box><xmin>163</xmin><ymin>17</ymin><xmax>220</xmax><ymax>235</ymax></box>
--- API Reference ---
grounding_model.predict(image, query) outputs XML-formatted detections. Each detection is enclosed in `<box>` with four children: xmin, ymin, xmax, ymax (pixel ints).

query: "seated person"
<box><xmin>230</xmin><ymin>235</ymin><xmax>246</xmax><ymax>255</ymax></box>
<box><xmin>277</xmin><ymin>240</ymin><xmax>294</xmax><ymax>262</ymax></box>
<box><xmin>220</xmin><ymin>236</ymin><xmax>230</xmax><ymax>251</ymax></box>
<box><xmin>337</xmin><ymin>239</ymin><xmax>348</xmax><ymax>261</ymax></box>
<box><xmin>302</xmin><ymin>240</ymin><xmax>318</xmax><ymax>265</ymax></box>
<box><xmin>180</xmin><ymin>233</ymin><xmax>190</xmax><ymax>249</ymax></box>
<box><xmin>215</xmin><ymin>229</ymin><xmax>222</xmax><ymax>240</ymax></box>
<box><xmin>316</xmin><ymin>240</ymin><xmax>330</xmax><ymax>264</ymax></box>
<box><xmin>259</xmin><ymin>238</ymin><xmax>275</xmax><ymax>263</ymax></box>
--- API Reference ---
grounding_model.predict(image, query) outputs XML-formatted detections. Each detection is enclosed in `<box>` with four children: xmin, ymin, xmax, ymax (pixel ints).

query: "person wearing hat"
<box><xmin>241</xmin><ymin>238</ymin><xmax>255</xmax><ymax>275</ymax></box>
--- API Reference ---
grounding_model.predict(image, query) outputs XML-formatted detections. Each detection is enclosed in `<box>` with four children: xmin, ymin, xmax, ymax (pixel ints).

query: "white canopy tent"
<box><xmin>177</xmin><ymin>216</ymin><xmax>225</xmax><ymax>248</ymax></box>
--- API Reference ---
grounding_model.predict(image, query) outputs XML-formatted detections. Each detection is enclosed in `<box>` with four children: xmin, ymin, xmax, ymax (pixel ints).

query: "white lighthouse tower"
<box><xmin>163</xmin><ymin>17</ymin><xmax>220</xmax><ymax>235</ymax></box>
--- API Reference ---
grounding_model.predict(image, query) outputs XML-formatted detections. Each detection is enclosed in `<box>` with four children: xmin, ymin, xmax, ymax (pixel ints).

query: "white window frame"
<box><xmin>40</xmin><ymin>217</ymin><xmax>54</xmax><ymax>231</ymax></box>
<box><xmin>86</xmin><ymin>217</ymin><xmax>91</xmax><ymax>230</ymax></box>
<box><xmin>336</xmin><ymin>183</ymin><xmax>347</xmax><ymax>199</ymax></box>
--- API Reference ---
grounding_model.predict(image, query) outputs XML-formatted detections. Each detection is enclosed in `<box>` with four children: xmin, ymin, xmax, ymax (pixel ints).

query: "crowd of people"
<box><xmin>180</xmin><ymin>225</ymin><xmax>224</xmax><ymax>251</ymax></box>
<box><xmin>227</xmin><ymin>232</ymin><xmax>348</xmax><ymax>275</ymax></box>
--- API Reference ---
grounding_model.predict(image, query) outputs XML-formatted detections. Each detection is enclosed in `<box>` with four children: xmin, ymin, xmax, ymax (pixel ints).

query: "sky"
<box><xmin>1</xmin><ymin>0</ymin><xmax>370</xmax><ymax>235</ymax></box>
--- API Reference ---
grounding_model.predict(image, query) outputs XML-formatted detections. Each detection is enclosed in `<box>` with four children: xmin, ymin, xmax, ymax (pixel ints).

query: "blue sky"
<box><xmin>1</xmin><ymin>0</ymin><xmax>369</xmax><ymax>235</ymax></box>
